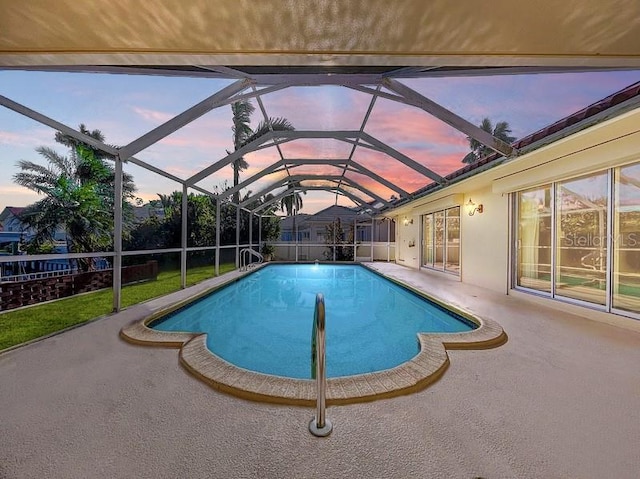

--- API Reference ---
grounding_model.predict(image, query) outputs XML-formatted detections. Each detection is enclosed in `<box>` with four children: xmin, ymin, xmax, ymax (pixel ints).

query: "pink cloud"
<box><xmin>0</xmin><ymin>128</ymin><xmax>55</xmax><ymax>148</ymax></box>
<box><xmin>131</xmin><ymin>106</ymin><xmax>174</xmax><ymax>124</ymax></box>
<box><xmin>366</xmin><ymin>98</ymin><xmax>467</xmax><ymax>148</ymax></box>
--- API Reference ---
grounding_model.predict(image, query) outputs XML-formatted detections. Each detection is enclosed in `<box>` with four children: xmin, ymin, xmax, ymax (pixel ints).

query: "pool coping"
<box><xmin>120</xmin><ymin>262</ymin><xmax>507</xmax><ymax>406</ymax></box>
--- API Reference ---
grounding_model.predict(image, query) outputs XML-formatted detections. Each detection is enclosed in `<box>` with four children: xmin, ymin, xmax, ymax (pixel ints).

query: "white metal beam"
<box><xmin>338</xmin><ymin>177</ymin><xmax>390</xmax><ymax>206</ymax></box>
<box><xmin>112</xmin><ymin>154</ymin><xmax>124</xmax><ymax>312</ymax></box>
<box><xmin>241</xmin><ymin>174</ymin><xmax>389</xmax><ymax>208</ymax></box>
<box><xmin>187</xmin><ymin>131</ymin><xmax>276</xmax><ymax>185</ymax></box>
<box><xmin>187</xmin><ymin>130</ymin><xmax>361</xmax><ymax>187</ymax></box>
<box><xmin>219</xmin><ymin>158</ymin><xmax>353</xmax><ymax>201</ymax></box>
<box><xmin>119</xmin><ymin>79</ymin><xmax>251</xmax><ymax>158</ymax></box>
<box><xmin>0</xmin><ymin>94</ymin><xmax>119</xmax><ymax>156</ymax></box>
<box><xmin>336</xmin><ymin>84</ymin><xmax>381</xmax><ymax>205</ymax></box>
<box><xmin>359</xmin><ymin>132</ymin><xmax>446</xmax><ymax>184</ymax></box>
<box><xmin>219</xmin><ymin>159</ymin><xmax>288</xmax><ymax>200</ymax></box>
<box><xmin>126</xmin><ymin>156</ymin><xmax>184</xmax><ymax>184</ymax></box>
<box><xmin>253</xmin><ymin>185</ymin><xmax>373</xmax><ymax>213</ymax></box>
<box><xmin>238</xmin><ymin>175</ymin><xmax>295</xmax><ymax>207</ymax></box>
<box><xmin>252</xmin><ymin>85</ymin><xmax>289</xmax><ymax>177</ymax></box>
<box><xmin>383</xmin><ymin>78</ymin><xmax>516</xmax><ymax>158</ymax></box>
<box><xmin>348</xmin><ymin>161</ymin><xmax>409</xmax><ymax>197</ymax></box>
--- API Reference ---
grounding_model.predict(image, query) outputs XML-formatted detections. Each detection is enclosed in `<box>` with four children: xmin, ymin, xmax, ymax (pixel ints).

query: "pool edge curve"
<box><xmin>120</xmin><ymin>263</ymin><xmax>507</xmax><ymax>405</ymax></box>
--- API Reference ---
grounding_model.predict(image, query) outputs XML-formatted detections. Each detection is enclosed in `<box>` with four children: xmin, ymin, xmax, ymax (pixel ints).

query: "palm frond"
<box><xmin>233</xmin><ymin>157</ymin><xmax>249</xmax><ymax>172</ymax></box>
<box><xmin>231</xmin><ymin>100</ymin><xmax>255</xmax><ymax>150</ymax></box>
<box><xmin>242</xmin><ymin>117</ymin><xmax>295</xmax><ymax>148</ymax></box>
<box><xmin>493</xmin><ymin>121</ymin><xmax>516</xmax><ymax>143</ymax></box>
<box><xmin>480</xmin><ymin>118</ymin><xmax>493</xmax><ymax>134</ymax></box>
<box><xmin>35</xmin><ymin>146</ymin><xmax>75</xmax><ymax>175</ymax></box>
<box><xmin>461</xmin><ymin>152</ymin><xmax>479</xmax><ymax>164</ymax></box>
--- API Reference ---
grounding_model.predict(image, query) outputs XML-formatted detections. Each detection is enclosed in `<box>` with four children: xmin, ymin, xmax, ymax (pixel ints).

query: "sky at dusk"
<box><xmin>1</xmin><ymin>69</ymin><xmax>640</xmax><ymax>215</ymax></box>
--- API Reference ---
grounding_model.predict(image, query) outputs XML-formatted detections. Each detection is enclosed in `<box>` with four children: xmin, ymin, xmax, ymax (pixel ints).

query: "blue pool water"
<box><xmin>152</xmin><ymin>264</ymin><xmax>475</xmax><ymax>378</ymax></box>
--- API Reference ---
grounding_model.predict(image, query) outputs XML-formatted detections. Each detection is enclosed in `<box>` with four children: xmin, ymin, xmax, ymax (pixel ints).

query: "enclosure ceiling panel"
<box><xmin>278</xmin><ymin>139</ymin><xmax>354</xmax><ymax>159</ymax></box>
<box><xmin>350</xmin><ymin>148</ymin><xmax>435</xmax><ymax>195</ymax></box>
<box><xmin>1</xmin><ymin>0</ymin><xmax>640</xmax><ymax>67</ymax></box>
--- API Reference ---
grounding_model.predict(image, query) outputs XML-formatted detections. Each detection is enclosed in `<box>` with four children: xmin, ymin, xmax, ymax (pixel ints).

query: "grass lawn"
<box><xmin>0</xmin><ymin>263</ymin><xmax>236</xmax><ymax>351</ymax></box>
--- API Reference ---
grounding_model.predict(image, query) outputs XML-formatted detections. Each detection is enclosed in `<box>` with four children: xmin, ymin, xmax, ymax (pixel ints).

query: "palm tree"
<box><xmin>462</xmin><ymin>117</ymin><xmax>516</xmax><ymax>164</ymax></box>
<box><xmin>279</xmin><ymin>180</ymin><xmax>306</xmax><ymax>243</ymax></box>
<box><xmin>13</xmin><ymin>127</ymin><xmax>136</xmax><ymax>271</ymax></box>
<box><xmin>229</xmin><ymin>100</ymin><xmax>294</xmax><ymax>204</ymax></box>
<box><xmin>54</xmin><ymin>123</ymin><xmax>115</xmax><ymax>161</ymax></box>
<box><xmin>280</xmin><ymin>180</ymin><xmax>305</xmax><ymax>216</ymax></box>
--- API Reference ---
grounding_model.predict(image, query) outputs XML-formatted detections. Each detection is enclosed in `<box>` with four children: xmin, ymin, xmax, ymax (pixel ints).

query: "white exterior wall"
<box><xmin>460</xmin><ymin>187</ymin><xmax>509</xmax><ymax>293</ymax></box>
<box><xmin>395</xmin><ymin>214</ymin><xmax>420</xmax><ymax>268</ymax></box>
<box><xmin>390</xmin><ymin>107</ymin><xmax>640</xmax><ymax>327</ymax></box>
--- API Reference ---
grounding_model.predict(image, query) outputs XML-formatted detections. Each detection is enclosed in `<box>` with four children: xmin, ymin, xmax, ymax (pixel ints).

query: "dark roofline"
<box><xmin>0</xmin><ymin>206</ymin><xmax>26</xmax><ymax>220</ymax></box>
<box><xmin>387</xmin><ymin>80</ymin><xmax>640</xmax><ymax>211</ymax></box>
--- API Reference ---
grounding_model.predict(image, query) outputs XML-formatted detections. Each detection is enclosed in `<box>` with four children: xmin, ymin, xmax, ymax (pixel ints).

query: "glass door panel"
<box><xmin>556</xmin><ymin>172</ymin><xmax>608</xmax><ymax>305</ymax></box>
<box><xmin>422</xmin><ymin>214</ymin><xmax>434</xmax><ymax>267</ymax></box>
<box><xmin>613</xmin><ymin>163</ymin><xmax>640</xmax><ymax>313</ymax></box>
<box><xmin>433</xmin><ymin>211</ymin><xmax>445</xmax><ymax>270</ymax></box>
<box><xmin>516</xmin><ymin>187</ymin><xmax>552</xmax><ymax>292</ymax></box>
<box><xmin>445</xmin><ymin>207</ymin><xmax>460</xmax><ymax>273</ymax></box>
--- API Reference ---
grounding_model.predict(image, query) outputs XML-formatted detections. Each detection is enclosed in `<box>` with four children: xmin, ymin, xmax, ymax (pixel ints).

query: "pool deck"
<box><xmin>2</xmin><ymin>262</ymin><xmax>640</xmax><ymax>478</ymax></box>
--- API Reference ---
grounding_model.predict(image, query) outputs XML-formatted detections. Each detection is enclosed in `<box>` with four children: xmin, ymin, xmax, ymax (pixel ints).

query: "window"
<box><xmin>613</xmin><ymin>163</ymin><xmax>640</xmax><ymax>313</ymax></box>
<box><xmin>422</xmin><ymin>206</ymin><xmax>460</xmax><ymax>275</ymax></box>
<box><xmin>514</xmin><ymin>161</ymin><xmax>640</xmax><ymax>318</ymax></box>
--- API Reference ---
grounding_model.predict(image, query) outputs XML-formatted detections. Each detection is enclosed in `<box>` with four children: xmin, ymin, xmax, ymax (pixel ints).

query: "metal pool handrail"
<box><xmin>239</xmin><ymin>248</ymin><xmax>263</xmax><ymax>271</ymax></box>
<box><xmin>309</xmin><ymin>293</ymin><xmax>332</xmax><ymax>437</ymax></box>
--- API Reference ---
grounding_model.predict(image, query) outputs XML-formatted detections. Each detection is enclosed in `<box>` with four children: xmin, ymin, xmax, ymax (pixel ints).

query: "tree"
<box><xmin>323</xmin><ymin>217</ymin><xmax>354</xmax><ymax>261</ymax></box>
<box><xmin>462</xmin><ymin>118</ymin><xmax>516</xmax><ymax>164</ymax></box>
<box><xmin>126</xmin><ymin>188</ymin><xmax>280</xmax><ymax>264</ymax></box>
<box><xmin>279</xmin><ymin>180</ymin><xmax>305</xmax><ymax>216</ymax></box>
<box><xmin>279</xmin><ymin>179</ymin><xmax>306</xmax><ymax>243</ymax></box>
<box><xmin>13</xmin><ymin>127</ymin><xmax>137</xmax><ymax>271</ymax></box>
<box><xmin>228</xmin><ymin>100</ymin><xmax>294</xmax><ymax>204</ymax></box>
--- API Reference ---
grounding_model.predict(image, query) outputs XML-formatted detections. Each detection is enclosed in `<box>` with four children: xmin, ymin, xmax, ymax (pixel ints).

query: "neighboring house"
<box><xmin>280</xmin><ymin>205</ymin><xmax>393</xmax><ymax>243</ymax></box>
<box><xmin>0</xmin><ymin>207</ymin><xmax>33</xmax><ymax>254</ymax></box>
<box><xmin>0</xmin><ymin>206</ymin><xmax>67</xmax><ymax>248</ymax></box>
<box><xmin>132</xmin><ymin>204</ymin><xmax>165</xmax><ymax>223</ymax></box>
<box><xmin>0</xmin><ymin>206</ymin><xmax>70</xmax><ymax>278</ymax></box>
<box><xmin>278</xmin><ymin>205</ymin><xmax>396</xmax><ymax>261</ymax></box>
<box><xmin>0</xmin><ymin>206</ymin><xmax>29</xmax><ymax>235</ymax></box>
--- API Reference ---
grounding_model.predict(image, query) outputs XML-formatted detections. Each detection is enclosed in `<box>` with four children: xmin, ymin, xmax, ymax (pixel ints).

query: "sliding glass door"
<box><xmin>421</xmin><ymin>206</ymin><xmax>460</xmax><ymax>275</ymax></box>
<box><xmin>514</xmin><ymin>161</ymin><xmax>640</xmax><ymax>318</ymax></box>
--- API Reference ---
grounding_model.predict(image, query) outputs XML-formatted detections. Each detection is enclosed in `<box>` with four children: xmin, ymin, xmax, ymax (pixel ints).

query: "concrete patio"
<box><xmin>1</xmin><ymin>263</ymin><xmax>639</xmax><ymax>478</ymax></box>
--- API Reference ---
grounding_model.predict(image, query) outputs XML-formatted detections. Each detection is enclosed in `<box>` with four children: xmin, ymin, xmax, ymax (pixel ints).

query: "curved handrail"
<box><xmin>239</xmin><ymin>248</ymin><xmax>263</xmax><ymax>271</ymax></box>
<box><xmin>309</xmin><ymin>293</ymin><xmax>332</xmax><ymax>437</ymax></box>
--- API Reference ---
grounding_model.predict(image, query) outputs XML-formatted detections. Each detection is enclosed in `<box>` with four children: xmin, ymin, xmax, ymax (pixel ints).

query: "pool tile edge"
<box><xmin>119</xmin><ymin>265</ymin><xmax>507</xmax><ymax>405</ymax></box>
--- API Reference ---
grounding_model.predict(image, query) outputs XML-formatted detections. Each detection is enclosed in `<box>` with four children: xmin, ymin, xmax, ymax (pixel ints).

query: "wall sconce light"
<box><xmin>403</xmin><ymin>217</ymin><xmax>413</xmax><ymax>226</ymax></box>
<box><xmin>466</xmin><ymin>198</ymin><xmax>484</xmax><ymax>216</ymax></box>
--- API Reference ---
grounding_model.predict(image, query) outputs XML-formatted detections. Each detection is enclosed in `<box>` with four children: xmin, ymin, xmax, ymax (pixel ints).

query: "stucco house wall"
<box><xmin>391</xmin><ymin>107</ymin><xmax>640</xmax><ymax>330</ymax></box>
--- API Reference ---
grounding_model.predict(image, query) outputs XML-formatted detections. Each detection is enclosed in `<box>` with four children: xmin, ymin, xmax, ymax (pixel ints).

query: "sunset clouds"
<box><xmin>1</xmin><ymin>70</ymin><xmax>639</xmax><ymax>214</ymax></box>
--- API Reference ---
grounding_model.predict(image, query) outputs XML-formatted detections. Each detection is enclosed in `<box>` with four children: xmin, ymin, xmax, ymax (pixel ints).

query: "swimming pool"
<box><xmin>151</xmin><ymin>264</ymin><xmax>476</xmax><ymax>378</ymax></box>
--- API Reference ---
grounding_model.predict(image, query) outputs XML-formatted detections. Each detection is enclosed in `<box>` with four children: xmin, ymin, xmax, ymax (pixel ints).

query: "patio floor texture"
<box><xmin>1</xmin><ymin>263</ymin><xmax>639</xmax><ymax>479</ymax></box>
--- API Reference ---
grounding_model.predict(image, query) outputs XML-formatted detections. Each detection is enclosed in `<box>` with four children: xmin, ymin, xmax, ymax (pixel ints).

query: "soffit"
<box><xmin>1</xmin><ymin>0</ymin><xmax>640</xmax><ymax>67</ymax></box>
